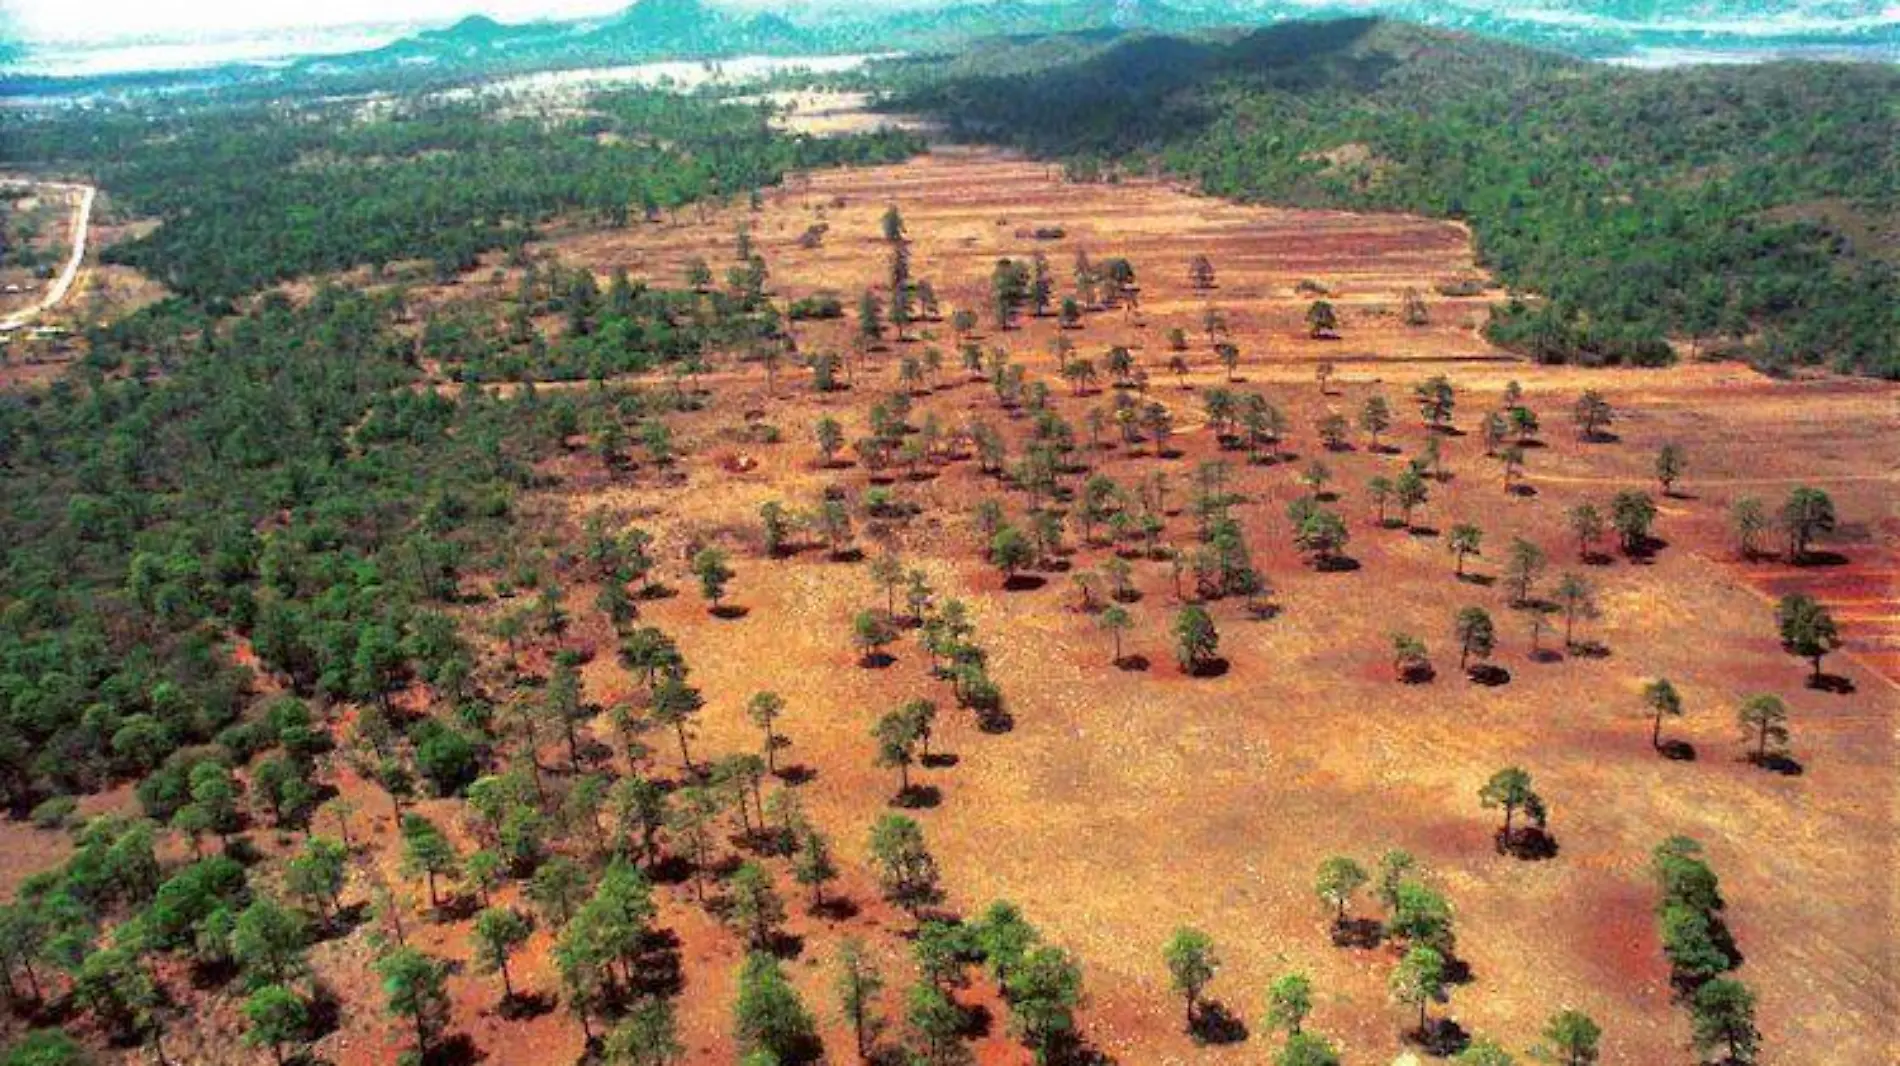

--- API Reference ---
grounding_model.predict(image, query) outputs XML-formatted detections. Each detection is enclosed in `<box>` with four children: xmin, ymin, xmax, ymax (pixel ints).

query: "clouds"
<box><xmin>0</xmin><ymin>0</ymin><xmax>628</xmax><ymax>43</ymax></box>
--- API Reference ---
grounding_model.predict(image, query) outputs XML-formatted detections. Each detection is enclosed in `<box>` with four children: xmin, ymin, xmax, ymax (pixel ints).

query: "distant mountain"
<box><xmin>314</xmin><ymin>0</ymin><xmax>1899</xmax><ymax>75</ymax></box>
<box><xmin>4</xmin><ymin>0</ymin><xmax>1893</xmax><ymax>95</ymax></box>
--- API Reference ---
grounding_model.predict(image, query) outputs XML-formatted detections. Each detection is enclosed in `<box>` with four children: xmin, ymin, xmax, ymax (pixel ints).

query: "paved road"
<box><xmin>1</xmin><ymin>180</ymin><xmax>97</xmax><ymax>332</ymax></box>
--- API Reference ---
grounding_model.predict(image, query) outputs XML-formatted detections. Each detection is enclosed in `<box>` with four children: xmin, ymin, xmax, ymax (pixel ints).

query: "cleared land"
<box><xmin>7</xmin><ymin>146</ymin><xmax>1893</xmax><ymax>1066</ymax></box>
<box><xmin>535</xmin><ymin>150</ymin><xmax>1897</xmax><ymax>1064</ymax></box>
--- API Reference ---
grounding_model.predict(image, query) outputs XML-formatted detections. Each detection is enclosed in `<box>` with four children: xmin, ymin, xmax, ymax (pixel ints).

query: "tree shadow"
<box><xmin>1567</xmin><ymin>640</ymin><xmax>1611</xmax><ymax>659</ymax></box>
<box><xmin>1331</xmin><ymin>917</ymin><xmax>1384</xmax><ymax>949</ymax></box>
<box><xmin>977</xmin><ymin>708</ymin><xmax>1015</xmax><ymax>734</ymax></box>
<box><xmin>1442</xmin><ymin>956</ymin><xmax>1475</xmax><ymax>986</ymax></box>
<box><xmin>1410</xmin><ymin>1018</ymin><xmax>1470</xmax><ymax>1057</ymax></box>
<box><xmin>305</xmin><ymin>982</ymin><xmax>343</xmax><ymax>1042</ymax></box>
<box><xmin>1748</xmin><ymin>753</ymin><xmax>1805</xmax><ymax>777</ymax></box>
<box><xmin>812</xmin><ymin>896</ymin><xmax>860</xmax><ymax>921</ymax></box>
<box><xmin>894</xmin><ymin>784</ymin><xmax>942</xmax><ymax>810</ymax></box>
<box><xmin>1466</xmin><ymin>664</ymin><xmax>1511</xmax><ymax>686</ymax></box>
<box><xmin>498</xmin><ymin>991</ymin><xmax>556</xmax><ymax>1021</ymax></box>
<box><xmin>710</xmin><ymin>604</ymin><xmax>750</xmax><ymax>620</ymax></box>
<box><xmin>189</xmin><ymin>957</ymin><xmax>240</xmax><ymax>991</ymax></box>
<box><xmin>775</xmin><ymin>764</ymin><xmax>818</xmax><ymax>786</ymax></box>
<box><xmin>647</xmin><ymin>854</ymin><xmax>695</xmax><ymax>887</ymax></box>
<box><xmin>1507</xmin><ymin>483</ymin><xmax>1538</xmax><ymax>498</ymax></box>
<box><xmin>959</xmin><ymin>1002</ymin><xmax>996</xmax><ymax>1040</ymax></box>
<box><xmin>1314</xmin><ymin>555</ymin><xmax>1361</xmax><ymax>573</ymax></box>
<box><xmin>1405</xmin><ymin>524</ymin><xmax>1439</xmax><ymax>539</ymax></box>
<box><xmin>1189</xmin><ymin>1000</ymin><xmax>1248</xmax><ymax>1046</ymax></box>
<box><xmin>433</xmin><ymin>893</ymin><xmax>481</xmax><ymax>923</ymax></box>
<box><xmin>1456</xmin><ymin>572</ymin><xmax>1495</xmax><ymax>587</ymax></box>
<box><xmin>920</xmin><ymin>752</ymin><xmax>959</xmax><ymax>769</ymax></box>
<box><xmin>1114</xmin><ymin>654</ymin><xmax>1151</xmax><ymax>672</ymax></box>
<box><xmin>1528</xmin><ymin>648</ymin><xmax>1564</xmax><ymax>664</ymax></box>
<box><xmin>421</xmin><ymin>1033</ymin><xmax>484</xmax><ymax>1066</ymax></box>
<box><xmin>630</xmin><ymin>928</ymin><xmax>685</xmax><ymax>999</ymax></box>
<box><xmin>766</xmin><ymin>930</ymin><xmax>807</xmax><ymax>961</ymax></box>
<box><xmin>1808</xmin><ymin>673</ymin><xmax>1856</xmax><ymax>695</ymax></box>
<box><xmin>1581</xmin><ymin>550</ymin><xmax>1615</xmax><ymax>567</ymax></box>
<box><xmin>1792</xmin><ymin>550</ymin><xmax>1849</xmax><ymax>568</ymax></box>
<box><xmin>1002</xmin><ymin>574</ymin><xmax>1048</xmax><ymax>591</ymax></box>
<box><xmin>1183</xmin><ymin>657</ymin><xmax>1231</xmax><ymax>678</ymax></box>
<box><xmin>1496</xmin><ymin>827</ymin><xmax>1559</xmax><ymax>861</ymax></box>
<box><xmin>858</xmin><ymin>652</ymin><xmax>896</xmax><ymax>669</ymax></box>
<box><xmin>1657</xmin><ymin>740</ymin><xmax>1697</xmax><ymax>762</ymax></box>
<box><xmin>1398</xmin><ymin>664</ymin><xmax>1436</xmax><ymax>685</ymax></box>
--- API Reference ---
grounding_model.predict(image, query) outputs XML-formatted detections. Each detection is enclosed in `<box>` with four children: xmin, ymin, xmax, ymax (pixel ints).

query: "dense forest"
<box><xmin>878</xmin><ymin>19</ymin><xmax>1900</xmax><ymax>376</ymax></box>
<box><xmin>0</xmin><ymin>89</ymin><xmax>920</xmax><ymax>306</ymax></box>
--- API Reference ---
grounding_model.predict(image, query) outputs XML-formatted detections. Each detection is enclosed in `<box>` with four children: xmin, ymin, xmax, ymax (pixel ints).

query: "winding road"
<box><xmin>1</xmin><ymin>180</ymin><xmax>97</xmax><ymax>332</ymax></box>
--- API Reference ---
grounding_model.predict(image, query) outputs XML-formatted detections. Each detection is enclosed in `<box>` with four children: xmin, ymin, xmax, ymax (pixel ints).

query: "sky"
<box><xmin>0</xmin><ymin>0</ymin><xmax>634</xmax><ymax>43</ymax></box>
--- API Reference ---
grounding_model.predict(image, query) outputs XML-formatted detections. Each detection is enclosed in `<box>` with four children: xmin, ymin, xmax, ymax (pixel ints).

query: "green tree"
<box><xmin>1163</xmin><ymin>927</ymin><xmax>1218</xmax><ymax>1031</ymax></box>
<box><xmin>747</xmin><ymin>690</ymin><xmax>787</xmax><ymax>774</ymax></box>
<box><xmin>1541</xmin><ymin>1009</ymin><xmax>1601</xmax><ymax>1066</ymax></box>
<box><xmin>1775</xmin><ymin>593</ymin><xmax>1841</xmax><ymax>683</ymax></box>
<box><xmin>1454</xmin><ymin>606</ymin><xmax>1496</xmax><ymax>673</ymax></box>
<box><xmin>471</xmin><ymin>907</ymin><xmax>532</xmax><ymax>1003</ymax></box>
<box><xmin>651</xmin><ymin>674</ymin><xmax>704</xmax><ymax>774</ymax></box>
<box><xmin>1358</xmin><ymin>394</ymin><xmax>1393</xmax><ymax>448</ymax></box>
<box><xmin>791</xmin><ymin>825</ymin><xmax>838</xmax><ymax>909</ymax></box>
<box><xmin>990</xmin><ymin>526</ymin><xmax>1036</xmax><ymax>582</ymax></box>
<box><xmin>1098</xmin><ymin>605</ymin><xmax>1132</xmax><ymax>664</ymax></box>
<box><xmin>1389</xmin><ymin>945</ymin><xmax>1446</xmax><ymax>1036</ymax></box>
<box><xmin>1172</xmin><ymin>605</ymin><xmax>1219</xmax><ymax>673</ymax></box>
<box><xmin>1277</xmin><ymin>1032</ymin><xmax>1341</xmax><ymax>1066</ymax></box>
<box><xmin>1655</xmin><ymin>442</ymin><xmax>1687</xmax><ymax>494</ymax></box>
<box><xmin>692</xmin><ymin>547</ymin><xmax>735</xmax><ymax>610</ymax></box>
<box><xmin>873</xmin><ymin>708</ymin><xmax>923</xmax><ymax>797</ymax></box>
<box><xmin>974</xmin><ymin>900</ymin><xmax>1040</xmax><ymax>990</ymax></box>
<box><xmin>1006</xmin><ymin>946</ymin><xmax>1083</xmax><ymax>1064</ymax></box>
<box><xmin>1730</xmin><ymin>497</ymin><xmax>1769</xmax><ymax>559</ymax></box>
<box><xmin>734</xmin><ymin>951</ymin><xmax>818</xmax><ymax>1064</ymax></box>
<box><xmin>1690</xmin><ymin>978</ymin><xmax>1759</xmax><ymax>1065</ymax></box>
<box><xmin>1572</xmin><ymin>390</ymin><xmax>1613</xmax><ymax>440</ymax></box>
<box><xmin>1643</xmin><ymin>678</ymin><xmax>1683</xmax><ymax>751</ymax></box>
<box><xmin>605</xmin><ymin>997</ymin><xmax>684</xmax><ymax>1066</ymax></box>
<box><xmin>1265</xmin><ymin>972</ymin><xmax>1313</xmax><ymax>1036</ymax></box>
<box><xmin>1306</xmin><ymin>300</ymin><xmax>1338</xmax><ymax>338</ymax></box>
<box><xmin>835</xmin><ymin>937</ymin><xmax>884</xmax><ymax>1062</ymax></box>
<box><xmin>1779</xmin><ymin>486</ymin><xmax>1837</xmax><ymax>561</ymax></box>
<box><xmin>1448</xmin><ymin>524</ymin><xmax>1482</xmax><ymax>576</ymax></box>
<box><xmin>1610</xmin><ymin>490</ymin><xmax>1658</xmax><ymax>555</ymax></box>
<box><xmin>376</xmin><ymin>947</ymin><xmax>450</xmax><ymax>1060</ymax></box>
<box><xmin>285</xmin><ymin>836</ymin><xmax>347</xmax><ymax>928</ymax></box>
<box><xmin>243</xmin><ymin>984</ymin><xmax>309</xmax><ymax>1066</ymax></box>
<box><xmin>1479</xmin><ymin>767</ymin><xmax>1546</xmax><ymax>842</ymax></box>
<box><xmin>233</xmin><ymin>896</ymin><xmax>310</xmax><ymax>990</ymax></box>
<box><xmin>1736</xmin><ymin>694</ymin><xmax>1790</xmax><ymax>763</ymax></box>
<box><xmin>868</xmin><ymin>813</ymin><xmax>941</xmax><ymax>920</ymax></box>
<box><xmin>1315</xmin><ymin>856</ymin><xmax>1368</xmax><ymax>928</ymax></box>
<box><xmin>1553</xmin><ymin>572</ymin><xmax>1596</xmax><ymax>648</ymax></box>
<box><xmin>399</xmin><ymin>814</ymin><xmax>460</xmax><ymax>907</ymax></box>
<box><xmin>729</xmin><ymin>862</ymin><xmax>786</xmax><ymax>951</ymax></box>
<box><xmin>1503</xmin><ymin>538</ymin><xmax>1545</xmax><ymax>606</ymax></box>
<box><xmin>1567</xmin><ymin>502</ymin><xmax>1605</xmax><ymax>560</ymax></box>
<box><xmin>906</xmin><ymin>980</ymin><xmax>965</xmax><ymax>1065</ymax></box>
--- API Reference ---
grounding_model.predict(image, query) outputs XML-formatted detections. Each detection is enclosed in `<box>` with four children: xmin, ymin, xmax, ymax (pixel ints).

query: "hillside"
<box><xmin>880</xmin><ymin>18</ymin><xmax>1900</xmax><ymax>375</ymax></box>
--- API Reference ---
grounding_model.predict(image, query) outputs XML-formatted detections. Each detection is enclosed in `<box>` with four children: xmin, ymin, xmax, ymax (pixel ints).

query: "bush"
<box><xmin>28</xmin><ymin>796</ymin><xmax>78</xmax><ymax>831</ymax></box>
<box><xmin>3</xmin><ymin>1030</ymin><xmax>91</xmax><ymax>1066</ymax></box>
<box><xmin>411</xmin><ymin>719</ymin><xmax>483</xmax><ymax>797</ymax></box>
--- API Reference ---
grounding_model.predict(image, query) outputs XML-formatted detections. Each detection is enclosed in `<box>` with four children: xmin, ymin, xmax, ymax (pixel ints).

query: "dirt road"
<box><xmin>1</xmin><ymin>179</ymin><xmax>96</xmax><ymax>331</ymax></box>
